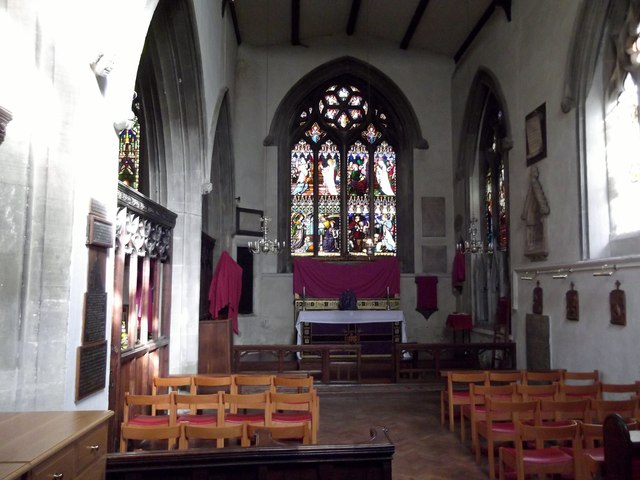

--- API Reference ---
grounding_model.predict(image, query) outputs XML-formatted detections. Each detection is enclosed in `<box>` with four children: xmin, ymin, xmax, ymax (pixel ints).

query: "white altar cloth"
<box><xmin>296</xmin><ymin>310</ymin><xmax>407</xmax><ymax>345</ymax></box>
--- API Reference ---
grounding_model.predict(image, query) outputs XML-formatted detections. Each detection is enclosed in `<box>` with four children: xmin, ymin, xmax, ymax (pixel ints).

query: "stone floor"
<box><xmin>316</xmin><ymin>384</ymin><xmax>490</xmax><ymax>480</ymax></box>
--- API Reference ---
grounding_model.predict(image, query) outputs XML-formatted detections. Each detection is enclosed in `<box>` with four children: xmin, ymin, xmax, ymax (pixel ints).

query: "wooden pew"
<box><xmin>106</xmin><ymin>426</ymin><xmax>393</xmax><ymax>480</ymax></box>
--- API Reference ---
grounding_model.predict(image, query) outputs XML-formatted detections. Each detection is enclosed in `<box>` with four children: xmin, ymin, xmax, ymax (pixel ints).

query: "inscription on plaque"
<box><xmin>90</xmin><ymin>198</ymin><xmax>108</xmax><ymax>219</ymax></box>
<box><xmin>76</xmin><ymin>340</ymin><xmax>107</xmax><ymax>401</ymax></box>
<box><xmin>84</xmin><ymin>292</ymin><xmax>107</xmax><ymax>343</ymax></box>
<box><xmin>87</xmin><ymin>214</ymin><xmax>113</xmax><ymax>248</ymax></box>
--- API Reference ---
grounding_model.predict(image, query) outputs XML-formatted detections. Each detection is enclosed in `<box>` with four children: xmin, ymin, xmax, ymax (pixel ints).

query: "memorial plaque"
<box><xmin>76</xmin><ymin>340</ymin><xmax>107</xmax><ymax>401</ymax></box>
<box><xmin>83</xmin><ymin>292</ymin><xmax>107</xmax><ymax>343</ymax></box>
<box><xmin>87</xmin><ymin>214</ymin><xmax>113</xmax><ymax>248</ymax></box>
<box><xmin>90</xmin><ymin>198</ymin><xmax>108</xmax><ymax>219</ymax></box>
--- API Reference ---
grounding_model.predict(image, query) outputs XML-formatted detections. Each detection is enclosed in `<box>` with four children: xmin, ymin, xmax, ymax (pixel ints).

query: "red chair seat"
<box><xmin>452</xmin><ymin>392</ymin><xmax>470</xmax><ymax>400</ymax></box>
<box><xmin>129</xmin><ymin>415</ymin><xmax>170</xmax><ymax>426</ymax></box>
<box><xmin>502</xmin><ymin>446</ymin><xmax>573</xmax><ymax>465</ymax></box>
<box><xmin>272</xmin><ymin>412</ymin><xmax>312</xmax><ymax>422</ymax></box>
<box><xmin>489</xmin><ymin>422</ymin><xmax>516</xmax><ymax>434</ymax></box>
<box><xmin>225</xmin><ymin>413</ymin><xmax>265</xmax><ymax>423</ymax></box>
<box><xmin>177</xmin><ymin>414</ymin><xmax>217</xmax><ymax>425</ymax></box>
<box><xmin>583</xmin><ymin>446</ymin><xmax>603</xmax><ymax>463</ymax></box>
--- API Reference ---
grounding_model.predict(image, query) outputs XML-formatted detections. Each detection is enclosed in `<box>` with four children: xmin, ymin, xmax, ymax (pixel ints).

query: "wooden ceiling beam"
<box><xmin>346</xmin><ymin>0</ymin><xmax>362</xmax><ymax>36</ymax></box>
<box><xmin>292</xmin><ymin>0</ymin><xmax>301</xmax><ymax>46</ymax></box>
<box><xmin>454</xmin><ymin>0</ymin><xmax>512</xmax><ymax>63</ymax></box>
<box><xmin>400</xmin><ymin>0</ymin><xmax>431</xmax><ymax>50</ymax></box>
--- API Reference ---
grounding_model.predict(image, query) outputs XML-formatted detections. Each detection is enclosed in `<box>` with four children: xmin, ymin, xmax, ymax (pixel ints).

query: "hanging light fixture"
<box><xmin>464</xmin><ymin>217</ymin><xmax>489</xmax><ymax>254</ymax></box>
<box><xmin>248</xmin><ymin>216</ymin><xmax>284</xmax><ymax>255</ymax></box>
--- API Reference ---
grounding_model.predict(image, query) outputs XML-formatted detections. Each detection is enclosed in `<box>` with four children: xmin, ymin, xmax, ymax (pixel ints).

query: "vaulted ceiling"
<box><xmin>227</xmin><ymin>0</ymin><xmax>511</xmax><ymax>63</ymax></box>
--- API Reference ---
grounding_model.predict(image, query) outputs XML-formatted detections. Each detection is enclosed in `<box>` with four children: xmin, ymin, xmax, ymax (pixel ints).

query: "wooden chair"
<box><xmin>522</xmin><ymin>369</ymin><xmax>563</xmax><ymax>385</ymax></box>
<box><xmin>270</xmin><ymin>391</ymin><xmax>317</xmax><ymax>444</ymax></box>
<box><xmin>465</xmin><ymin>383</ymin><xmax>517</xmax><ymax>458</ymax></box>
<box><xmin>498</xmin><ymin>420</ymin><xmax>581</xmax><ymax>480</ymax></box>
<box><xmin>273</xmin><ymin>374</ymin><xmax>315</xmax><ymax>393</ymax></box>
<box><xmin>538</xmin><ymin>398</ymin><xmax>590</xmax><ymax>426</ymax></box>
<box><xmin>600</xmin><ymin>382</ymin><xmax>640</xmax><ymax>400</ymax></box>
<box><xmin>123</xmin><ymin>392</ymin><xmax>176</xmax><ymax>427</ymax></box>
<box><xmin>516</xmin><ymin>382</ymin><xmax>558</xmax><ymax>401</ymax></box>
<box><xmin>152</xmin><ymin>375</ymin><xmax>195</xmax><ymax>397</ymax></box>
<box><xmin>120</xmin><ymin>424</ymin><xmax>181</xmax><ymax>452</ymax></box>
<box><xmin>232</xmin><ymin>374</ymin><xmax>274</xmax><ymax>394</ymax></box>
<box><xmin>193</xmin><ymin>375</ymin><xmax>234</xmax><ymax>394</ymax></box>
<box><xmin>561</xmin><ymin>369</ymin><xmax>599</xmax><ymax>385</ymax></box>
<box><xmin>247</xmin><ymin>423</ymin><xmax>311</xmax><ymax>446</ymax></box>
<box><xmin>580</xmin><ymin>421</ymin><xmax>605</xmax><ymax>480</ymax></box>
<box><xmin>222</xmin><ymin>391</ymin><xmax>271</xmax><ymax>427</ymax></box>
<box><xmin>557</xmin><ymin>381</ymin><xmax>601</xmax><ymax>400</ymax></box>
<box><xmin>589</xmin><ymin>397</ymin><xmax>638</xmax><ymax>423</ymax></box>
<box><xmin>179</xmin><ymin>423</ymin><xmax>248</xmax><ymax>449</ymax></box>
<box><xmin>174</xmin><ymin>392</ymin><xmax>223</xmax><ymax>426</ymax></box>
<box><xmin>440</xmin><ymin>371</ymin><xmax>488</xmax><ymax>434</ymax></box>
<box><xmin>487</xmin><ymin>370</ymin><xmax>523</xmax><ymax>385</ymax></box>
<box><xmin>476</xmin><ymin>398</ymin><xmax>540</xmax><ymax>480</ymax></box>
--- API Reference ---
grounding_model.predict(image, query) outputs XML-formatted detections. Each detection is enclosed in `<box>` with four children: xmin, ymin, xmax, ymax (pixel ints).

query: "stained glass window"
<box><xmin>118</xmin><ymin>118</ymin><xmax>140</xmax><ymax>189</ymax></box>
<box><xmin>290</xmin><ymin>82</ymin><xmax>397</xmax><ymax>259</ymax></box>
<box><xmin>480</xmin><ymin>98</ymin><xmax>508</xmax><ymax>253</ymax></box>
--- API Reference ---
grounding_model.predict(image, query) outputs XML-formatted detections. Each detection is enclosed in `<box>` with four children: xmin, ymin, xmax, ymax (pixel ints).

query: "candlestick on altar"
<box><xmin>302</xmin><ymin>286</ymin><xmax>306</xmax><ymax>310</ymax></box>
<box><xmin>386</xmin><ymin>286</ymin><xmax>390</xmax><ymax>310</ymax></box>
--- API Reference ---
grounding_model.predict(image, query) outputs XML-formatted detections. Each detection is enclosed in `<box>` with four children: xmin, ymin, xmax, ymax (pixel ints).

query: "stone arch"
<box><xmin>454</xmin><ymin>67</ymin><xmax>512</xmax><ymax>319</ymax></box>
<box><xmin>269</xmin><ymin>56</ymin><xmax>428</xmax><ymax>273</ymax></box>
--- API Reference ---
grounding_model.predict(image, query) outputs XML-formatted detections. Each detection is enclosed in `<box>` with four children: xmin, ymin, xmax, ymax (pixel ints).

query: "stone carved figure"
<box><xmin>521</xmin><ymin>166</ymin><xmax>550</xmax><ymax>261</ymax></box>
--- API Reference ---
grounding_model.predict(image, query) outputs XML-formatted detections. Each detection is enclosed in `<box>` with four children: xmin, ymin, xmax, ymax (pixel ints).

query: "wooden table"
<box><xmin>0</xmin><ymin>410</ymin><xmax>113</xmax><ymax>480</ymax></box>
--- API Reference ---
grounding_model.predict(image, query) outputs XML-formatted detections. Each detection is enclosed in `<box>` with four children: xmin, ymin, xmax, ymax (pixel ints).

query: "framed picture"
<box><xmin>525</xmin><ymin>103</ymin><xmax>547</xmax><ymax>166</ymax></box>
<box><xmin>236</xmin><ymin>207</ymin><xmax>263</xmax><ymax>236</ymax></box>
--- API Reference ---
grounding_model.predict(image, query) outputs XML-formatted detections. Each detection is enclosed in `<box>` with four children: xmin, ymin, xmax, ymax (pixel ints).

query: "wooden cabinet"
<box><xmin>0</xmin><ymin>410</ymin><xmax>112</xmax><ymax>480</ymax></box>
<box><xmin>198</xmin><ymin>319</ymin><xmax>232</xmax><ymax>374</ymax></box>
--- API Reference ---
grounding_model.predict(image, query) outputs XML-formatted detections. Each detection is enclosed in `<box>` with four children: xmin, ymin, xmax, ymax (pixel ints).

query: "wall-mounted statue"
<box><xmin>521</xmin><ymin>166</ymin><xmax>550</xmax><ymax>261</ymax></box>
<box><xmin>0</xmin><ymin>106</ymin><xmax>13</xmax><ymax>146</ymax></box>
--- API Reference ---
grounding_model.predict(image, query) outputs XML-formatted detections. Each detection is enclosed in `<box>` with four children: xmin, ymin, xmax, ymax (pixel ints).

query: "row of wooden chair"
<box><xmin>121</xmin><ymin>421</ymin><xmax>312</xmax><ymax>452</ymax></box>
<box><xmin>121</xmin><ymin>388</ymin><xmax>318</xmax><ymax>451</ymax></box>
<box><xmin>441</xmin><ymin>369</ymin><xmax>639</xmax><ymax>436</ymax></box>
<box><xmin>152</xmin><ymin>373</ymin><xmax>316</xmax><ymax>396</ymax></box>
<box><xmin>496</xmin><ymin>419</ymin><xmax>617</xmax><ymax>480</ymax></box>
<box><xmin>468</xmin><ymin>390</ymin><xmax>640</xmax><ymax>479</ymax></box>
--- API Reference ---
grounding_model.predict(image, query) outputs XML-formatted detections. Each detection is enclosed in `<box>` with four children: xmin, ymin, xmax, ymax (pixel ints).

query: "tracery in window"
<box><xmin>605</xmin><ymin>73</ymin><xmax>640</xmax><ymax>237</ymax></box>
<box><xmin>291</xmin><ymin>83</ymin><xmax>397</xmax><ymax>259</ymax></box>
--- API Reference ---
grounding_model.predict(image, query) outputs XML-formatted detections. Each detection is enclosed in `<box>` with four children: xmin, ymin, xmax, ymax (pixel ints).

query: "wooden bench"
<box><xmin>393</xmin><ymin>342</ymin><xmax>517</xmax><ymax>382</ymax></box>
<box><xmin>232</xmin><ymin>344</ymin><xmax>361</xmax><ymax>383</ymax></box>
<box><xmin>106</xmin><ymin>426</ymin><xmax>393</xmax><ymax>480</ymax></box>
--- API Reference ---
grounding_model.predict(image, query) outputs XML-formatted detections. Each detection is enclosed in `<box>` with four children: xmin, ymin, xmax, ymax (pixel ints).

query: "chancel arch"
<box><xmin>268</xmin><ymin>56</ymin><xmax>428</xmax><ymax>274</ymax></box>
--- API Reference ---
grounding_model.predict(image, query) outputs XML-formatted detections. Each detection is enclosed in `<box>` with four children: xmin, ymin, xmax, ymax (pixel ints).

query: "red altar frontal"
<box><xmin>293</xmin><ymin>258</ymin><xmax>403</xmax><ymax>356</ymax></box>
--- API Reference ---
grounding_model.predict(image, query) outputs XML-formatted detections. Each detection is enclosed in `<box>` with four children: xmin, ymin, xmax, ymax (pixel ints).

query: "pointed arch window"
<box><xmin>290</xmin><ymin>82</ymin><xmax>397</xmax><ymax>259</ymax></box>
<box><xmin>480</xmin><ymin>97</ymin><xmax>508</xmax><ymax>253</ymax></box>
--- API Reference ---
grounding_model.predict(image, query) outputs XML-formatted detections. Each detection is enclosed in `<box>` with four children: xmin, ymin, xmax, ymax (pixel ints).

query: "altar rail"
<box><xmin>107</xmin><ymin>427</ymin><xmax>393</xmax><ymax>480</ymax></box>
<box><xmin>393</xmin><ymin>342</ymin><xmax>517</xmax><ymax>382</ymax></box>
<box><xmin>232</xmin><ymin>344</ymin><xmax>361</xmax><ymax>383</ymax></box>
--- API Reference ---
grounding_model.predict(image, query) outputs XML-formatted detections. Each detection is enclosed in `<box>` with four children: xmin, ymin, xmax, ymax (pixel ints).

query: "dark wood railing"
<box><xmin>107</xmin><ymin>427</ymin><xmax>394</xmax><ymax>480</ymax></box>
<box><xmin>394</xmin><ymin>342</ymin><xmax>517</xmax><ymax>382</ymax></box>
<box><xmin>232</xmin><ymin>344</ymin><xmax>362</xmax><ymax>383</ymax></box>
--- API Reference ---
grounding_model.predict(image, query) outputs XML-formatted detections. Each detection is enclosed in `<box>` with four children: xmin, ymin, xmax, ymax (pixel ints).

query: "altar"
<box><xmin>296</xmin><ymin>310</ymin><xmax>406</xmax><ymax>356</ymax></box>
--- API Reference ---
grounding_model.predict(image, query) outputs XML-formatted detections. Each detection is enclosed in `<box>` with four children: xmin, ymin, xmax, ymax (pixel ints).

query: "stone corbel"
<box><xmin>0</xmin><ymin>106</ymin><xmax>13</xmax><ymax>146</ymax></box>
